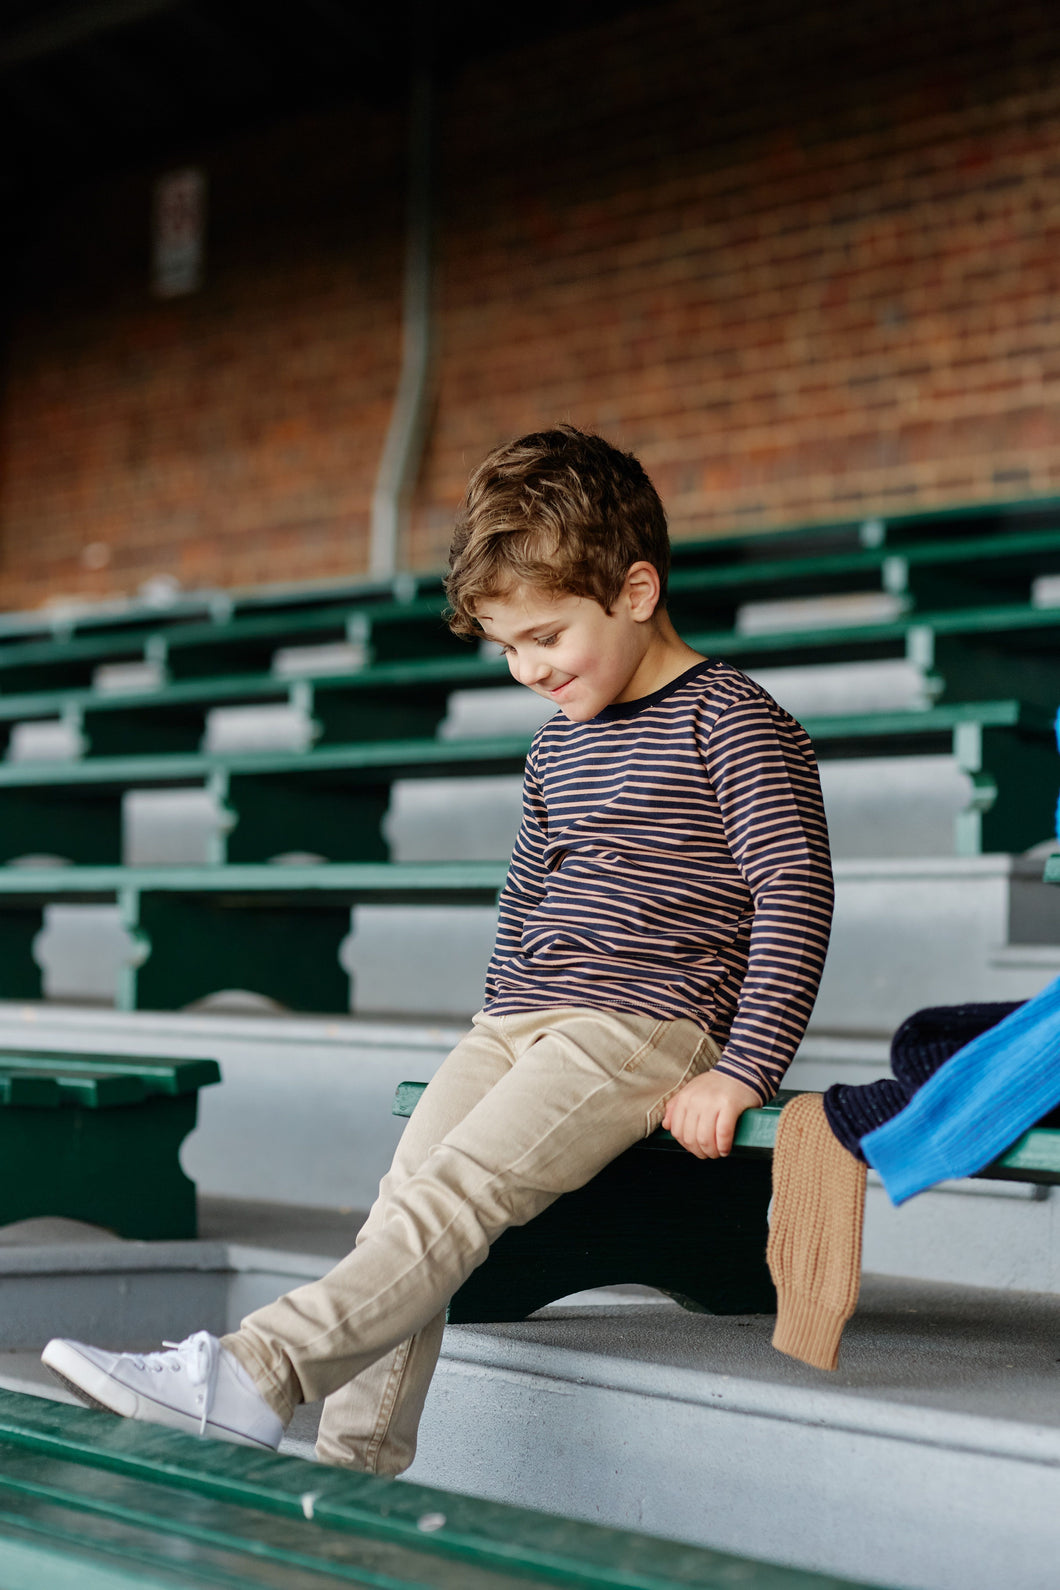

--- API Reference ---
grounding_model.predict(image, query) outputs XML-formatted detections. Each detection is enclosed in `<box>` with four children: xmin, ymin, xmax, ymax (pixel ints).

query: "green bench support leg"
<box><xmin>955</xmin><ymin>723</ymin><xmax>1060</xmax><ymax>855</ymax></box>
<box><xmin>0</xmin><ymin>907</ymin><xmax>45</xmax><ymax>999</ymax></box>
<box><xmin>213</xmin><ymin>773</ymin><xmax>391</xmax><ymax>864</ymax></box>
<box><xmin>78</xmin><ymin>703</ymin><xmax>208</xmax><ymax>757</ymax></box>
<box><xmin>923</xmin><ymin>633</ymin><xmax>1060</xmax><ymax>711</ymax></box>
<box><xmin>357</xmin><ymin>617</ymin><xmax>470</xmax><ymax>667</ymax></box>
<box><xmin>0</xmin><ymin>791</ymin><xmax>122</xmax><ymax>865</ymax></box>
<box><xmin>0</xmin><ymin>1095</ymin><xmax>200</xmax><ymax>1239</ymax></box>
<box><xmin>665</xmin><ymin>594</ymin><xmax>739</xmax><ymax>635</ymax></box>
<box><xmin>302</xmin><ymin>683</ymin><xmax>454</xmax><ymax>746</ymax></box>
<box><xmin>447</xmin><ymin>1142</ymin><xmax>776</xmax><ymax>1323</ymax></box>
<box><xmin>121</xmin><ymin>891</ymin><xmax>352</xmax><ymax>1012</ymax></box>
<box><xmin>902</xmin><ymin>566</ymin><xmax>1031</xmax><ymax>611</ymax></box>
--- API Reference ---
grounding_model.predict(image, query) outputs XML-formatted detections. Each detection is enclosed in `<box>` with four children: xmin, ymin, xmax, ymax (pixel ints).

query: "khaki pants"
<box><xmin>223</xmin><ymin>1005</ymin><xmax>718</xmax><ymax>1473</ymax></box>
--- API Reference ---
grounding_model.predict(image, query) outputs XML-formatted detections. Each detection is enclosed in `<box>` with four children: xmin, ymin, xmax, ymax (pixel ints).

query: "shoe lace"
<box><xmin>121</xmin><ymin>1332</ymin><xmax>220</xmax><ymax>1436</ymax></box>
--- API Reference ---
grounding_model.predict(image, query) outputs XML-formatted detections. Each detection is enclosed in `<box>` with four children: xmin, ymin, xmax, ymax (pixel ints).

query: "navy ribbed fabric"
<box><xmin>822</xmin><ymin>1002</ymin><xmax>1022</xmax><ymax>1161</ymax></box>
<box><xmin>864</xmin><ymin>974</ymin><xmax>1060</xmax><ymax>1204</ymax></box>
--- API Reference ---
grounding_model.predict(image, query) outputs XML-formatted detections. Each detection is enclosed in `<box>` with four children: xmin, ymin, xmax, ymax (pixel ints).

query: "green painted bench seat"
<box><xmin>680</xmin><ymin>599</ymin><xmax>1060</xmax><ymax>711</ymax></box>
<box><xmin>14</xmin><ymin>504</ymin><xmax>1060</xmax><ymax>688</ymax></box>
<box><xmin>0</xmin><ymin>861</ymin><xmax>505</xmax><ymax>1011</ymax></box>
<box><xmin>2</xmin><ymin>595</ymin><xmax>1060</xmax><ymax>758</ymax></box>
<box><xmin>3</xmin><ymin>492</ymin><xmax>1060</xmax><ymax>733</ymax></box>
<box><xmin>0</xmin><ymin>1388</ymin><xmax>868</xmax><ymax>1590</ymax></box>
<box><xmin>0</xmin><ymin>699</ymin><xmax>1048</xmax><ymax>864</ymax></box>
<box><xmin>0</xmin><ymin>595</ymin><xmax>466</xmax><ymax>698</ymax></box>
<box><xmin>0</xmin><ymin>651</ymin><xmax>511</xmax><ymax>757</ymax></box>
<box><xmin>148</xmin><ymin>592</ymin><xmax>468</xmax><ymax>681</ymax></box>
<box><xmin>0</xmin><ymin>571</ymin><xmax>444</xmax><ymax>649</ymax></box>
<box><xmin>666</xmin><ymin>518</ymin><xmax>1060</xmax><ymax>630</ymax></box>
<box><xmin>393</xmin><ymin>1082</ymin><xmax>1060</xmax><ymax>1323</ymax></box>
<box><xmin>0</xmin><ymin>1052</ymin><xmax>219</xmax><ymax>1238</ymax></box>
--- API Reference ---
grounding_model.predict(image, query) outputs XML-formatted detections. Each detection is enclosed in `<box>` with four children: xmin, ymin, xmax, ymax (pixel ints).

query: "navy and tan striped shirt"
<box><xmin>483</xmin><ymin>658</ymin><xmax>834</xmax><ymax>1102</ymax></box>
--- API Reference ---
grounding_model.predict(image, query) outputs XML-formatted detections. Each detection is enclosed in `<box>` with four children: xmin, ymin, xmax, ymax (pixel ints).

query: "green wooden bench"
<box><xmin>0</xmin><ymin>569</ymin><xmax>440</xmax><ymax>651</ymax></box>
<box><xmin>393</xmin><ymin>1082</ymin><xmax>1060</xmax><ymax>1323</ymax></box>
<box><xmin>3</xmin><ymin>493</ymin><xmax>1060</xmax><ymax>737</ymax></box>
<box><xmin>0</xmin><ymin>594</ymin><xmax>466</xmax><ymax>698</ymax></box>
<box><xmin>3</xmin><ymin>592</ymin><xmax>1060</xmax><ymax>767</ymax></box>
<box><xmin>0</xmin><ymin>1051</ymin><xmax>219</xmax><ymax>1239</ymax></box>
<box><xmin>0</xmin><ymin>650</ymin><xmax>510</xmax><ymax>757</ymax></box>
<box><xmin>0</xmin><ymin>1387</ymin><xmax>869</xmax><ymax>1589</ymax></box>
<box><xmin>152</xmin><ymin>509</ymin><xmax>1060</xmax><ymax>678</ymax></box>
<box><xmin>4</xmin><ymin>569</ymin><xmax>1060</xmax><ymax>766</ymax></box>
<box><xmin>0</xmin><ymin>861</ymin><xmax>505</xmax><ymax>1011</ymax></box>
<box><xmin>0</xmin><ymin>699</ymin><xmax>1048</xmax><ymax>864</ymax></box>
<box><xmin>148</xmin><ymin>593</ymin><xmax>468</xmax><ymax>682</ymax></box>
<box><xmin>0</xmin><ymin>591</ymin><xmax>225</xmax><ymax>648</ymax></box>
<box><xmin>666</xmin><ymin>515</ymin><xmax>1060</xmax><ymax>630</ymax></box>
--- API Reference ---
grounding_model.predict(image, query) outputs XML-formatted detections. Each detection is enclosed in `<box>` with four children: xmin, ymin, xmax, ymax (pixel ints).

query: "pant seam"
<box><xmin>290</xmin><ymin>1037</ymin><xmax>682</xmax><ymax>1362</ymax></box>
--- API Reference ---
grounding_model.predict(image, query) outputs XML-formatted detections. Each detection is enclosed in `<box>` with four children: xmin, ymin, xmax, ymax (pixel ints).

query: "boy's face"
<box><xmin>475</xmin><ymin>580</ymin><xmax>661</xmax><ymax>722</ymax></box>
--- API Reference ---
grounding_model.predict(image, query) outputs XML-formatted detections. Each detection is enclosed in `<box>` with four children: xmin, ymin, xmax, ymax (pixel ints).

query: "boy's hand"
<box><xmin>662</xmin><ymin>1070</ymin><xmax>762</xmax><ymax>1159</ymax></box>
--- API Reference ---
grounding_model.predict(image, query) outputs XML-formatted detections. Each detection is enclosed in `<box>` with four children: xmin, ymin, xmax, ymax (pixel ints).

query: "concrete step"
<box><xmin>405</xmin><ymin>1277</ymin><xmax>1060</xmax><ymax>1590</ymax></box>
<box><xmin>7</xmin><ymin>1211</ymin><xmax>1060</xmax><ymax>1590</ymax></box>
<box><xmin>29</xmin><ymin>851</ymin><xmax>1060</xmax><ymax>1024</ymax></box>
<box><xmin>1</xmin><ymin>1000</ymin><xmax>1059</xmax><ymax>1296</ymax></box>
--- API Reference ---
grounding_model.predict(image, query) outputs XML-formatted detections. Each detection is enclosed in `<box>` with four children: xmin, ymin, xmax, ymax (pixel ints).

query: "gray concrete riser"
<box><xmin>9</xmin><ymin>1227</ymin><xmax>1060</xmax><ymax>1590</ymax></box>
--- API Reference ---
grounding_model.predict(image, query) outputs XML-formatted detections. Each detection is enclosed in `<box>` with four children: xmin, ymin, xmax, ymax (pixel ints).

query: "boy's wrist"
<box><xmin>712</xmin><ymin>1056</ymin><xmax>771</xmax><ymax>1107</ymax></box>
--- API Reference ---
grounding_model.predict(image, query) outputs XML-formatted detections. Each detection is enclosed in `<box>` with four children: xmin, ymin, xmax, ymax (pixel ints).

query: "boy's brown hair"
<box><xmin>445</xmin><ymin>425</ymin><xmax>670</xmax><ymax>638</ymax></box>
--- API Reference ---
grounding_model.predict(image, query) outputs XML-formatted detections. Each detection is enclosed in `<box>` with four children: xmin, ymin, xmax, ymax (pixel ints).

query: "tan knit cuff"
<box><xmin>771</xmin><ymin>1295</ymin><xmax>849</xmax><ymax>1374</ymax></box>
<box><xmin>767</xmin><ymin>1092</ymin><xmax>867</xmax><ymax>1372</ymax></box>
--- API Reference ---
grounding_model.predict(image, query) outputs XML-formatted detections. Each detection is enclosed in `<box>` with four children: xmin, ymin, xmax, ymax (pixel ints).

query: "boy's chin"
<box><xmin>557</xmin><ymin>701</ymin><xmax>601</xmax><ymax>722</ymax></box>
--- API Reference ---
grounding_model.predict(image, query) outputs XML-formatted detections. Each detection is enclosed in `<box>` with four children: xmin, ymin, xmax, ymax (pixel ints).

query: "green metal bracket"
<box><xmin>954</xmin><ymin>720</ymin><xmax>1059</xmax><ymax>855</ymax></box>
<box><xmin>0</xmin><ymin>788</ymin><xmax>122</xmax><ymax>866</ymax></box>
<box><xmin>0</xmin><ymin>1096</ymin><xmax>201</xmax><ymax>1237</ymax></box>
<box><xmin>210</xmin><ymin>770</ymin><xmax>391</xmax><ymax>864</ymax></box>
<box><xmin>78</xmin><ymin>701</ymin><xmax>208</xmax><ymax>757</ymax></box>
<box><xmin>0</xmin><ymin>906</ymin><xmax>45</xmax><ymax>1000</ymax></box>
<box><xmin>121</xmin><ymin>888</ymin><xmax>352</xmax><ymax>1012</ymax></box>
<box><xmin>304</xmin><ymin>680</ymin><xmax>454</xmax><ymax>745</ymax></box>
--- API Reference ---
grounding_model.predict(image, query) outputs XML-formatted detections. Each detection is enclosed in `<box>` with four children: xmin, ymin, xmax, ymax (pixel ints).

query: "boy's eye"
<box><xmin>496</xmin><ymin>634</ymin><xmax>558</xmax><ymax>657</ymax></box>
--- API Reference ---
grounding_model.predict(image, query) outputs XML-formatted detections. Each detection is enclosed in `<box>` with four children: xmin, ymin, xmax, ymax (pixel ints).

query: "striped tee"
<box><xmin>483</xmin><ymin>658</ymin><xmax>834</xmax><ymax>1103</ymax></box>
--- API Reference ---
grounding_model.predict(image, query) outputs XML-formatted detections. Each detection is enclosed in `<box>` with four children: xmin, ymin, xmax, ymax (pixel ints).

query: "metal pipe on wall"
<box><xmin>369</xmin><ymin>32</ymin><xmax>434</xmax><ymax>581</ymax></box>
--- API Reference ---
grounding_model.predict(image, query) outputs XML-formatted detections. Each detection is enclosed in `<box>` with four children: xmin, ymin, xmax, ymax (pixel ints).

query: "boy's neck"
<box><xmin>617</xmin><ymin>612</ymin><xmax>705</xmax><ymax>704</ymax></box>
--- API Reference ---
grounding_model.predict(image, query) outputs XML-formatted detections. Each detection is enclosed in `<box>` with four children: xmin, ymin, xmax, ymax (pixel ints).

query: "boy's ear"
<box><xmin>624</xmin><ymin>560</ymin><xmax>662</xmax><ymax>621</ymax></box>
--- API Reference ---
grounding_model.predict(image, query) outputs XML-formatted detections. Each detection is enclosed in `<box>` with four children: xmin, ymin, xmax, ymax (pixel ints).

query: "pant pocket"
<box><xmin>643</xmin><ymin>1029</ymin><xmax>720</xmax><ymax>1137</ymax></box>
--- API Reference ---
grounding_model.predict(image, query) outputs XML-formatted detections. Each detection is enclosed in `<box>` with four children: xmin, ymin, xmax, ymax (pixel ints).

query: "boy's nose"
<box><xmin>512</xmin><ymin>654</ymin><xmax>552</xmax><ymax>687</ymax></box>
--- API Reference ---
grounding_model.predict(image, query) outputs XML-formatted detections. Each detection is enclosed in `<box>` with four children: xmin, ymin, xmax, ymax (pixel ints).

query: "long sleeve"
<box><xmin>483</xmin><ymin>746</ymin><xmax>550</xmax><ymax>1003</ymax></box>
<box><xmin>704</xmin><ymin>695</ymin><xmax>834</xmax><ymax>1102</ymax></box>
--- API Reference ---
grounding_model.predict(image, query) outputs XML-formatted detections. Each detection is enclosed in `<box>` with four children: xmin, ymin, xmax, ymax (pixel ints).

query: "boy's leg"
<box><xmin>314</xmin><ymin>1317</ymin><xmax>444</xmax><ymax>1472</ymax></box>
<box><xmin>40</xmin><ymin>1014</ymin><xmax>516</xmax><ymax>1461</ymax></box>
<box><xmin>224</xmin><ymin>1008</ymin><xmax>716</xmax><ymax>1446</ymax></box>
<box><xmin>313</xmin><ymin>1016</ymin><xmax>517</xmax><ymax>1472</ymax></box>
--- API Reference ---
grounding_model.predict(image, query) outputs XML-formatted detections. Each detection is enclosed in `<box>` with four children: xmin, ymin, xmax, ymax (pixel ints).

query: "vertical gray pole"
<box><xmin>369</xmin><ymin>24</ymin><xmax>434</xmax><ymax>581</ymax></box>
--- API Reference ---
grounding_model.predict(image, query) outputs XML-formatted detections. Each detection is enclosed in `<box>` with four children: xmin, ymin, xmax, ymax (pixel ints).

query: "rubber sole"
<box><xmin>40</xmin><ymin>1342</ymin><xmax>279</xmax><ymax>1450</ymax></box>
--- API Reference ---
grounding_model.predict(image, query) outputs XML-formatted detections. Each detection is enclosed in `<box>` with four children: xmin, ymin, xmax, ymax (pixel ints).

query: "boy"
<box><xmin>42</xmin><ymin>425</ymin><xmax>833</xmax><ymax>1471</ymax></box>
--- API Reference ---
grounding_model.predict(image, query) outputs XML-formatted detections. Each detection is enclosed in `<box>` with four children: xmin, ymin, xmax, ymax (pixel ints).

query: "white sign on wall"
<box><xmin>152</xmin><ymin>168</ymin><xmax>207</xmax><ymax>297</ymax></box>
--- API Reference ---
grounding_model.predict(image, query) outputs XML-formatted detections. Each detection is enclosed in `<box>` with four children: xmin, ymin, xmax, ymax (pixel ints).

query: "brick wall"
<box><xmin>3</xmin><ymin>0</ymin><xmax>1060</xmax><ymax>608</ymax></box>
<box><xmin>0</xmin><ymin>103</ymin><xmax>406</xmax><ymax>608</ymax></box>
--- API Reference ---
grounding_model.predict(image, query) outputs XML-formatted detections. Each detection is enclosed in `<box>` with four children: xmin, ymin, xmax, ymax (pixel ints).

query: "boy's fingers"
<box><xmin>669</xmin><ymin>1104</ymin><xmax>703</xmax><ymax>1159</ymax></box>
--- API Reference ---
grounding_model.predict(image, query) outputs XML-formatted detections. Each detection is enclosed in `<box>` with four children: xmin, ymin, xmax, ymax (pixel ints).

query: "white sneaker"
<box><xmin>41</xmin><ymin>1331</ymin><xmax>284</xmax><ymax>1450</ymax></box>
